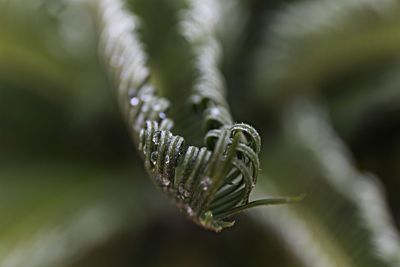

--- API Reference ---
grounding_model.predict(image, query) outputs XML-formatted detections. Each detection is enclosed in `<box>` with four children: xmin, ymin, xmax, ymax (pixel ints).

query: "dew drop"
<box><xmin>178</xmin><ymin>184</ymin><xmax>190</xmax><ymax>199</ymax></box>
<box><xmin>139</xmin><ymin>129</ymin><xmax>145</xmax><ymax>138</ymax></box>
<box><xmin>183</xmin><ymin>190</ymin><xmax>190</xmax><ymax>198</ymax></box>
<box><xmin>165</xmin><ymin>155</ymin><xmax>170</xmax><ymax>164</ymax></box>
<box><xmin>152</xmin><ymin>131</ymin><xmax>161</xmax><ymax>145</ymax></box>
<box><xmin>159</xmin><ymin>112</ymin><xmax>166</xmax><ymax>119</ymax></box>
<box><xmin>204</xmin><ymin>211</ymin><xmax>213</xmax><ymax>219</ymax></box>
<box><xmin>210</xmin><ymin>107</ymin><xmax>220</xmax><ymax>116</ymax></box>
<box><xmin>150</xmin><ymin>151</ymin><xmax>157</xmax><ymax>165</ymax></box>
<box><xmin>161</xmin><ymin>177</ymin><xmax>170</xmax><ymax>187</ymax></box>
<box><xmin>143</xmin><ymin>145</ymin><xmax>147</xmax><ymax>155</ymax></box>
<box><xmin>130</xmin><ymin>97</ymin><xmax>139</xmax><ymax>106</ymax></box>
<box><xmin>200</xmin><ymin>177</ymin><xmax>212</xmax><ymax>191</ymax></box>
<box><xmin>185</xmin><ymin>205</ymin><xmax>194</xmax><ymax>216</ymax></box>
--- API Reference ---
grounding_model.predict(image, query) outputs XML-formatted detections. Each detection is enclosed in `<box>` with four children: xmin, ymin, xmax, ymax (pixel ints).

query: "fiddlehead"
<box><xmin>95</xmin><ymin>0</ymin><xmax>300</xmax><ymax>232</ymax></box>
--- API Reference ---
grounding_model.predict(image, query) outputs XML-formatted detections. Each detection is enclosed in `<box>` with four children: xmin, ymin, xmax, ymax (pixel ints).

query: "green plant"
<box><xmin>1</xmin><ymin>0</ymin><xmax>400</xmax><ymax>266</ymax></box>
<box><xmin>94</xmin><ymin>0</ymin><xmax>300</xmax><ymax>232</ymax></box>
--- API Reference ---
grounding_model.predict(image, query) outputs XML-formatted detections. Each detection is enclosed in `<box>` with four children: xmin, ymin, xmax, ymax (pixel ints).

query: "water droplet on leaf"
<box><xmin>210</xmin><ymin>107</ymin><xmax>220</xmax><ymax>115</ymax></box>
<box><xmin>200</xmin><ymin>177</ymin><xmax>212</xmax><ymax>191</ymax></box>
<box><xmin>184</xmin><ymin>190</ymin><xmax>190</xmax><ymax>198</ymax></box>
<box><xmin>178</xmin><ymin>184</ymin><xmax>190</xmax><ymax>199</ymax></box>
<box><xmin>185</xmin><ymin>205</ymin><xmax>194</xmax><ymax>216</ymax></box>
<box><xmin>130</xmin><ymin>97</ymin><xmax>139</xmax><ymax>106</ymax></box>
<box><xmin>150</xmin><ymin>151</ymin><xmax>158</xmax><ymax>165</ymax></box>
<box><xmin>152</xmin><ymin>131</ymin><xmax>161</xmax><ymax>145</ymax></box>
<box><xmin>161</xmin><ymin>177</ymin><xmax>170</xmax><ymax>187</ymax></box>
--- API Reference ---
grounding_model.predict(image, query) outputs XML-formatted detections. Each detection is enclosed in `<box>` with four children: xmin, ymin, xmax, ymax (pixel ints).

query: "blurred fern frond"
<box><xmin>253</xmin><ymin>0</ymin><xmax>400</xmax><ymax>107</ymax></box>
<box><xmin>246</xmin><ymin>0</ymin><xmax>400</xmax><ymax>266</ymax></box>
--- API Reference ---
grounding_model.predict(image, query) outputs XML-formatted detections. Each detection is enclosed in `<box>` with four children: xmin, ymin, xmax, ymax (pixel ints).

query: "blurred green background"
<box><xmin>1</xmin><ymin>0</ymin><xmax>400</xmax><ymax>266</ymax></box>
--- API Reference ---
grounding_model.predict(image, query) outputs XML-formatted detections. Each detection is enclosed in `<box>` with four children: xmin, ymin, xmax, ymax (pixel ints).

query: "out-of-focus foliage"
<box><xmin>1</xmin><ymin>0</ymin><xmax>399</xmax><ymax>266</ymax></box>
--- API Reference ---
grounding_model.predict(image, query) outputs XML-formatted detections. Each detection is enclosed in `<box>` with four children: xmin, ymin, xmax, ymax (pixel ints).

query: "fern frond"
<box><xmin>252</xmin><ymin>0</ymin><xmax>400</xmax><ymax>105</ymax></box>
<box><xmin>285</xmin><ymin>100</ymin><xmax>400</xmax><ymax>265</ymax></box>
<box><xmin>245</xmin><ymin>0</ymin><xmax>400</xmax><ymax>264</ymax></box>
<box><xmin>253</xmin><ymin>100</ymin><xmax>400</xmax><ymax>267</ymax></box>
<box><xmin>93</xmin><ymin>0</ymin><xmax>298</xmax><ymax>231</ymax></box>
